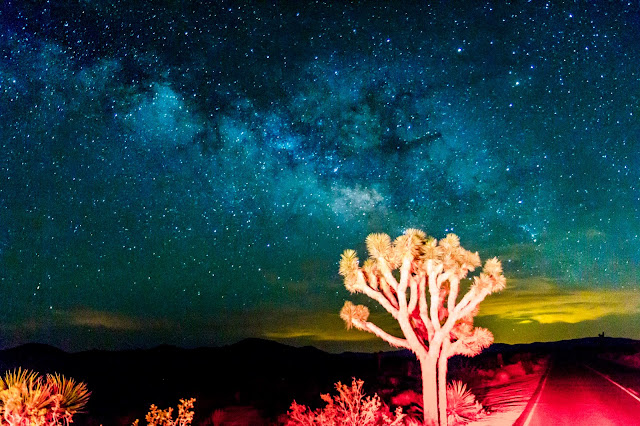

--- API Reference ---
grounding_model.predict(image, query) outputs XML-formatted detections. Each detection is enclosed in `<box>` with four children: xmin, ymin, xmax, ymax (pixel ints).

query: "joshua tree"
<box><xmin>339</xmin><ymin>230</ymin><xmax>506</xmax><ymax>426</ymax></box>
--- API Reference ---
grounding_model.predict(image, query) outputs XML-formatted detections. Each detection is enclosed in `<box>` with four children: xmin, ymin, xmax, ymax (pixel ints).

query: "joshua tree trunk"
<box><xmin>438</xmin><ymin>341</ymin><xmax>451</xmax><ymax>426</ymax></box>
<box><xmin>421</xmin><ymin>354</ymin><xmax>439</xmax><ymax>426</ymax></box>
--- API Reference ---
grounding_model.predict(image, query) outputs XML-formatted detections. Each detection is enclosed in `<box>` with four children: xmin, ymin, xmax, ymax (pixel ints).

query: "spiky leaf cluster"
<box><xmin>0</xmin><ymin>368</ymin><xmax>40</xmax><ymax>391</ymax></box>
<box><xmin>366</xmin><ymin>233</ymin><xmax>403</xmax><ymax>269</ymax></box>
<box><xmin>339</xmin><ymin>249</ymin><xmax>362</xmax><ymax>293</ymax></box>
<box><xmin>361</xmin><ymin>258</ymin><xmax>377</xmax><ymax>278</ymax></box>
<box><xmin>437</xmin><ymin>234</ymin><xmax>482</xmax><ymax>278</ymax></box>
<box><xmin>366</xmin><ymin>233</ymin><xmax>392</xmax><ymax>259</ymax></box>
<box><xmin>340</xmin><ymin>301</ymin><xmax>370</xmax><ymax>330</ymax></box>
<box><xmin>0</xmin><ymin>368</ymin><xmax>91</xmax><ymax>425</ymax></box>
<box><xmin>446</xmin><ymin>381</ymin><xmax>484</xmax><ymax>424</ymax></box>
<box><xmin>47</xmin><ymin>373</ymin><xmax>91</xmax><ymax>414</ymax></box>
<box><xmin>454</xmin><ymin>328</ymin><xmax>494</xmax><ymax>357</ymax></box>
<box><xmin>393</xmin><ymin>231</ymin><xmax>481</xmax><ymax>278</ymax></box>
<box><xmin>451</xmin><ymin>321</ymin><xmax>474</xmax><ymax>341</ymax></box>
<box><xmin>483</xmin><ymin>257</ymin><xmax>503</xmax><ymax>277</ymax></box>
<box><xmin>472</xmin><ymin>257</ymin><xmax>507</xmax><ymax>294</ymax></box>
<box><xmin>393</xmin><ymin>228</ymin><xmax>428</xmax><ymax>261</ymax></box>
<box><xmin>422</xmin><ymin>237</ymin><xmax>442</xmax><ymax>261</ymax></box>
<box><xmin>340</xmin><ymin>230</ymin><xmax>500</xmax><ymax>296</ymax></box>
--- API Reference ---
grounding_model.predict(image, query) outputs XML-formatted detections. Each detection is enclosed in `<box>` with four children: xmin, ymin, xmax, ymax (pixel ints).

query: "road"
<box><xmin>521</xmin><ymin>355</ymin><xmax>640</xmax><ymax>426</ymax></box>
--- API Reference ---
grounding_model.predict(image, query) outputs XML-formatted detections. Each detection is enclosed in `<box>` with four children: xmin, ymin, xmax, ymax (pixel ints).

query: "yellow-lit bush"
<box><xmin>0</xmin><ymin>368</ymin><xmax>90</xmax><ymax>425</ymax></box>
<box><xmin>132</xmin><ymin>398</ymin><xmax>196</xmax><ymax>426</ymax></box>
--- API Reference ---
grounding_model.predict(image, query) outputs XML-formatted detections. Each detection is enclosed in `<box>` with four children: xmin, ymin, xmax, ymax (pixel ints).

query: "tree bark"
<box><xmin>420</xmin><ymin>354</ymin><xmax>439</xmax><ymax>426</ymax></box>
<box><xmin>438</xmin><ymin>347</ymin><xmax>450</xmax><ymax>426</ymax></box>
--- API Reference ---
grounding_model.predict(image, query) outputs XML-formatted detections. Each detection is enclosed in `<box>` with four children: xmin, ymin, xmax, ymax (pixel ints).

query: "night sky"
<box><xmin>1</xmin><ymin>1</ymin><xmax>639</xmax><ymax>353</ymax></box>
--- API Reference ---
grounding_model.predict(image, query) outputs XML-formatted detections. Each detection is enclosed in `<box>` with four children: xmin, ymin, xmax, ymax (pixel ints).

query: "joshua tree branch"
<box><xmin>429</xmin><ymin>274</ymin><xmax>441</xmax><ymax>332</ymax></box>
<box><xmin>351</xmin><ymin>319</ymin><xmax>411</xmax><ymax>350</ymax></box>
<box><xmin>379</xmin><ymin>277</ymin><xmax>399</xmax><ymax>310</ymax></box>
<box><xmin>396</xmin><ymin>258</ymin><xmax>427</xmax><ymax>357</ymax></box>
<box><xmin>407</xmin><ymin>275</ymin><xmax>419</xmax><ymax>314</ymax></box>
<box><xmin>359</xmin><ymin>282</ymin><xmax>399</xmax><ymax>319</ymax></box>
<box><xmin>447</xmin><ymin>276</ymin><xmax>460</xmax><ymax>312</ymax></box>
<box><xmin>456</xmin><ymin>289</ymin><xmax>490</xmax><ymax>320</ymax></box>
<box><xmin>443</xmin><ymin>288</ymin><xmax>490</xmax><ymax>333</ymax></box>
<box><xmin>451</xmin><ymin>288</ymin><xmax>475</xmax><ymax>317</ymax></box>
<box><xmin>436</xmin><ymin>270</ymin><xmax>454</xmax><ymax>289</ymax></box>
<box><xmin>365</xmin><ymin>272</ymin><xmax>379</xmax><ymax>291</ymax></box>
<box><xmin>418</xmin><ymin>275</ymin><xmax>435</xmax><ymax>340</ymax></box>
<box><xmin>377</xmin><ymin>258</ymin><xmax>399</xmax><ymax>292</ymax></box>
<box><xmin>399</xmin><ymin>258</ymin><xmax>411</xmax><ymax>295</ymax></box>
<box><xmin>426</xmin><ymin>260</ymin><xmax>445</xmax><ymax>331</ymax></box>
<box><xmin>449</xmin><ymin>327</ymin><xmax>493</xmax><ymax>357</ymax></box>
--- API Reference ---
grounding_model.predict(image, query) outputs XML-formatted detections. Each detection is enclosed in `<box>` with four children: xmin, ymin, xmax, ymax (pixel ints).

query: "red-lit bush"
<box><xmin>285</xmin><ymin>378</ymin><xmax>405</xmax><ymax>426</ymax></box>
<box><xmin>203</xmin><ymin>405</ymin><xmax>265</xmax><ymax>425</ymax></box>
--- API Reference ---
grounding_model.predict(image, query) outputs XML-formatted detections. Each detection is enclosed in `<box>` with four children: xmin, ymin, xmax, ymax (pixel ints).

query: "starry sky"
<box><xmin>1</xmin><ymin>1</ymin><xmax>639</xmax><ymax>353</ymax></box>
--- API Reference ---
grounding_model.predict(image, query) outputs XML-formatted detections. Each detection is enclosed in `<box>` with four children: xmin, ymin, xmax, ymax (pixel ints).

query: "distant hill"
<box><xmin>482</xmin><ymin>336</ymin><xmax>640</xmax><ymax>355</ymax></box>
<box><xmin>0</xmin><ymin>338</ymin><xmax>380</xmax><ymax>425</ymax></box>
<box><xmin>0</xmin><ymin>336</ymin><xmax>637</xmax><ymax>425</ymax></box>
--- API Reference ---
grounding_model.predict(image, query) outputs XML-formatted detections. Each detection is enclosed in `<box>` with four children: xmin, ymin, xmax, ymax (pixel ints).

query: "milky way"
<box><xmin>1</xmin><ymin>1</ymin><xmax>639</xmax><ymax>352</ymax></box>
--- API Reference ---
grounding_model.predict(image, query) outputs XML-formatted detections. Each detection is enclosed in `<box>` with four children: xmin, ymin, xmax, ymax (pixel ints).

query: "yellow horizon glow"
<box><xmin>263</xmin><ymin>277</ymin><xmax>640</xmax><ymax>351</ymax></box>
<box><xmin>478</xmin><ymin>277</ymin><xmax>640</xmax><ymax>324</ymax></box>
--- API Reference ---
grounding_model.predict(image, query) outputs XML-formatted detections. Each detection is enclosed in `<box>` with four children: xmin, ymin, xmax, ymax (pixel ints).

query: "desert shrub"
<box><xmin>521</xmin><ymin>358</ymin><xmax>535</xmax><ymax>374</ymax></box>
<box><xmin>208</xmin><ymin>409</ymin><xmax>224</xmax><ymax>426</ymax></box>
<box><xmin>511</xmin><ymin>352</ymin><xmax>537</xmax><ymax>374</ymax></box>
<box><xmin>203</xmin><ymin>406</ymin><xmax>266</xmax><ymax>426</ymax></box>
<box><xmin>618</xmin><ymin>353</ymin><xmax>640</xmax><ymax>369</ymax></box>
<box><xmin>448</xmin><ymin>358</ymin><xmax>481</xmax><ymax>389</ymax></box>
<box><xmin>490</xmin><ymin>370</ymin><xmax>511</xmax><ymax>385</ymax></box>
<box><xmin>285</xmin><ymin>378</ymin><xmax>404</xmax><ymax>426</ymax></box>
<box><xmin>446</xmin><ymin>381</ymin><xmax>483</xmax><ymax>425</ymax></box>
<box><xmin>132</xmin><ymin>398</ymin><xmax>195</xmax><ymax>426</ymax></box>
<box><xmin>0</xmin><ymin>368</ymin><xmax>91</xmax><ymax>425</ymax></box>
<box><xmin>503</xmin><ymin>362</ymin><xmax>527</xmax><ymax>378</ymax></box>
<box><xmin>390</xmin><ymin>389</ymin><xmax>421</xmax><ymax>408</ymax></box>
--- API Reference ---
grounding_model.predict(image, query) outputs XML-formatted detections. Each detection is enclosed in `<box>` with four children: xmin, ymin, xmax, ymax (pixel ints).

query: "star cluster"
<box><xmin>1</xmin><ymin>1</ymin><xmax>638</xmax><ymax>351</ymax></box>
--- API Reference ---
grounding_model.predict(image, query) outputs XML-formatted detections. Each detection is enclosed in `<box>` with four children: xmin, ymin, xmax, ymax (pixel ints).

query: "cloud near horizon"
<box><xmin>478</xmin><ymin>277</ymin><xmax>640</xmax><ymax>325</ymax></box>
<box><xmin>60</xmin><ymin>309</ymin><xmax>147</xmax><ymax>331</ymax></box>
<box><xmin>261</xmin><ymin>277</ymin><xmax>640</xmax><ymax>352</ymax></box>
<box><xmin>3</xmin><ymin>276</ymin><xmax>638</xmax><ymax>353</ymax></box>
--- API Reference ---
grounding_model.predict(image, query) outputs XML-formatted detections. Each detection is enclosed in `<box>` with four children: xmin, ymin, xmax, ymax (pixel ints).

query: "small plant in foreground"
<box><xmin>286</xmin><ymin>377</ymin><xmax>404</xmax><ymax>426</ymax></box>
<box><xmin>0</xmin><ymin>368</ymin><xmax>91</xmax><ymax>425</ymax></box>
<box><xmin>132</xmin><ymin>398</ymin><xmax>195</xmax><ymax>426</ymax></box>
<box><xmin>446</xmin><ymin>381</ymin><xmax>483</xmax><ymax>425</ymax></box>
